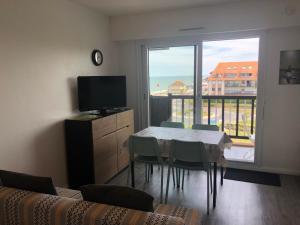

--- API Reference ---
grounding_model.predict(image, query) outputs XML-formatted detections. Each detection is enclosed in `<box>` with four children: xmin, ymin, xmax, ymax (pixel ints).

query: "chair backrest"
<box><xmin>192</xmin><ymin>124</ymin><xmax>219</xmax><ymax>131</ymax></box>
<box><xmin>170</xmin><ymin>140</ymin><xmax>208</xmax><ymax>163</ymax></box>
<box><xmin>128</xmin><ymin>135</ymin><xmax>161</xmax><ymax>161</ymax></box>
<box><xmin>160</xmin><ymin>121</ymin><xmax>184</xmax><ymax>128</ymax></box>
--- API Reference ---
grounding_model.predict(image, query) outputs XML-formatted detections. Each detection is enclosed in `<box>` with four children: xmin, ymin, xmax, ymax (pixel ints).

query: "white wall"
<box><xmin>261</xmin><ymin>27</ymin><xmax>300</xmax><ymax>174</ymax></box>
<box><xmin>0</xmin><ymin>0</ymin><xmax>118</xmax><ymax>186</ymax></box>
<box><xmin>111</xmin><ymin>0</ymin><xmax>300</xmax><ymax>41</ymax></box>
<box><xmin>117</xmin><ymin>41</ymin><xmax>142</xmax><ymax>130</ymax></box>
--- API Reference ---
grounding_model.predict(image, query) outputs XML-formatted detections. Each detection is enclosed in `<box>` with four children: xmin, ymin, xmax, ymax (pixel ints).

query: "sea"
<box><xmin>150</xmin><ymin>75</ymin><xmax>194</xmax><ymax>93</ymax></box>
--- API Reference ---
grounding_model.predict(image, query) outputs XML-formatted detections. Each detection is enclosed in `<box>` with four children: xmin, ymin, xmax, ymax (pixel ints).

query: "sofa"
<box><xmin>0</xmin><ymin>186</ymin><xmax>201</xmax><ymax>225</ymax></box>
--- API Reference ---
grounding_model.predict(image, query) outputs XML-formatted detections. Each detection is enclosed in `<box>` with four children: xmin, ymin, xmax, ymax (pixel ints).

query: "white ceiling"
<box><xmin>72</xmin><ymin>0</ymin><xmax>248</xmax><ymax>16</ymax></box>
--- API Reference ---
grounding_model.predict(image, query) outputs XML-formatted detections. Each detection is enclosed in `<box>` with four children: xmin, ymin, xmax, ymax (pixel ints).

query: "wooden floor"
<box><xmin>109</xmin><ymin>163</ymin><xmax>300</xmax><ymax>225</ymax></box>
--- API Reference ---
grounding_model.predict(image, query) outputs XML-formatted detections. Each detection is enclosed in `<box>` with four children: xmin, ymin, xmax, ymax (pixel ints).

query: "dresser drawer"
<box><xmin>93</xmin><ymin>132</ymin><xmax>118</xmax><ymax>184</ymax></box>
<box><xmin>94</xmin><ymin>154</ymin><xmax>118</xmax><ymax>184</ymax></box>
<box><xmin>92</xmin><ymin>114</ymin><xmax>117</xmax><ymax>139</ymax></box>
<box><xmin>116</xmin><ymin>125</ymin><xmax>133</xmax><ymax>171</ymax></box>
<box><xmin>93</xmin><ymin>132</ymin><xmax>117</xmax><ymax>160</ymax></box>
<box><xmin>116</xmin><ymin>110</ymin><xmax>134</xmax><ymax>129</ymax></box>
<box><xmin>118</xmin><ymin>151</ymin><xmax>129</xmax><ymax>171</ymax></box>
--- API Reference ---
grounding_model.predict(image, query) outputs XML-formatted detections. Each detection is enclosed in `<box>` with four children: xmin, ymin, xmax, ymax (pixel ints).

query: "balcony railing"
<box><xmin>150</xmin><ymin>94</ymin><xmax>256</xmax><ymax>140</ymax></box>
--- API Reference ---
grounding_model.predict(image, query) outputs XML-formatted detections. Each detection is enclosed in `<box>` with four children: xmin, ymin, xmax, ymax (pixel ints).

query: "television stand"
<box><xmin>97</xmin><ymin>107</ymin><xmax>130</xmax><ymax>116</ymax></box>
<box><xmin>65</xmin><ymin>109</ymin><xmax>134</xmax><ymax>188</ymax></box>
<box><xmin>99</xmin><ymin>108</ymin><xmax>109</xmax><ymax>116</ymax></box>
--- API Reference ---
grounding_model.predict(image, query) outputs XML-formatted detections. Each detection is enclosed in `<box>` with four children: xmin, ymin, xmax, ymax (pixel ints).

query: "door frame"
<box><xmin>138</xmin><ymin>39</ymin><xmax>202</xmax><ymax>129</ymax></box>
<box><xmin>136</xmin><ymin>30</ymin><xmax>266</xmax><ymax>168</ymax></box>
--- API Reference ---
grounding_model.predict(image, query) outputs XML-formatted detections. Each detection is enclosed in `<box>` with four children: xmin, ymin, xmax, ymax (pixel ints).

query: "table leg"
<box><xmin>131</xmin><ymin>161</ymin><xmax>135</xmax><ymax>188</ymax></box>
<box><xmin>213</xmin><ymin>162</ymin><xmax>217</xmax><ymax>208</ymax></box>
<box><xmin>221</xmin><ymin>166</ymin><xmax>224</xmax><ymax>186</ymax></box>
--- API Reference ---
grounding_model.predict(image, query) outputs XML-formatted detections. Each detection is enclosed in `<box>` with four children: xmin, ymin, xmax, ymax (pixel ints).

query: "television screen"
<box><xmin>77</xmin><ymin>76</ymin><xmax>126</xmax><ymax>111</ymax></box>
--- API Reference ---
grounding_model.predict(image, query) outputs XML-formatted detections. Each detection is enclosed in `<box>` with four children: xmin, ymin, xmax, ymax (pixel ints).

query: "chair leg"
<box><xmin>172</xmin><ymin>168</ymin><xmax>175</xmax><ymax>187</ymax></box>
<box><xmin>127</xmin><ymin>164</ymin><xmax>130</xmax><ymax>185</ymax></box>
<box><xmin>181</xmin><ymin>169</ymin><xmax>185</xmax><ymax>190</ymax></box>
<box><xmin>148</xmin><ymin>164</ymin><xmax>151</xmax><ymax>182</ymax></box>
<box><xmin>175</xmin><ymin>168</ymin><xmax>178</xmax><ymax>188</ymax></box>
<box><xmin>165</xmin><ymin>166</ymin><xmax>171</xmax><ymax>203</ymax></box>
<box><xmin>145</xmin><ymin>164</ymin><xmax>148</xmax><ymax>182</ymax></box>
<box><xmin>177</xmin><ymin>168</ymin><xmax>180</xmax><ymax>188</ymax></box>
<box><xmin>177</xmin><ymin>168</ymin><xmax>181</xmax><ymax>188</ymax></box>
<box><xmin>207</xmin><ymin>169</ymin><xmax>210</xmax><ymax>215</ymax></box>
<box><xmin>160</xmin><ymin>165</ymin><xmax>164</xmax><ymax>203</ymax></box>
<box><xmin>210</xmin><ymin>164</ymin><xmax>213</xmax><ymax>194</ymax></box>
<box><xmin>221</xmin><ymin>166</ymin><xmax>224</xmax><ymax>186</ymax></box>
<box><xmin>130</xmin><ymin>161</ymin><xmax>135</xmax><ymax>188</ymax></box>
<box><xmin>151</xmin><ymin>164</ymin><xmax>154</xmax><ymax>175</ymax></box>
<box><xmin>213</xmin><ymin>162</ymin><xmax>217</xmax><ymax>208</ymax></box>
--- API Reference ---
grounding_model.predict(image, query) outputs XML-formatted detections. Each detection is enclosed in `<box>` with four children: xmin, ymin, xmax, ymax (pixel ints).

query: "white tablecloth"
<box><xmin>134</xmin><ymin>127</ymin><xmax>232</xmax><ymax>162</ymax></box>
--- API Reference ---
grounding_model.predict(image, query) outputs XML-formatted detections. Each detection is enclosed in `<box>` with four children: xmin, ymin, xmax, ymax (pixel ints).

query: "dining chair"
<box><xmin>160</xmin><ymin>120</ymin><xmax>185</xmax><ymax>187</ymax></box>
<box><xmin>160</xmin><ymin>121</ymin><xmax>184</xmax><ymax>128</ymax></box>
<box><xmin>192</xmin><ymin>124</ymin><xmax>219</xmax><ymax>131</ymax></box>
<box><xmin>128</xmin><ymin>135</ymin><xmax>164</xmax><ymax>203</ymax></box>
<box><xmin>165</xmin><ymin>139</ymin><xmax>212</xmax><ymax>215</ymax></box>
<box><xmin>192</xmin><ymin>124</ymin><xmax>225</xmax><ymax>186</ymax></box>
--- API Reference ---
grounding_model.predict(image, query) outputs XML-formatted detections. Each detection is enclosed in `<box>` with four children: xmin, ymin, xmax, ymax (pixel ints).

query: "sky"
<box><xmin>149</xmin><ymin>38</ymin><xmax>259</xmax><ymax>78</ymax></box>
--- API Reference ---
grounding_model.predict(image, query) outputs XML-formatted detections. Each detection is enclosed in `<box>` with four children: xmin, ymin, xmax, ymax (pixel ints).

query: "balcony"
<box><xmin>150</xmin><ymin>94</ymin><xmax>256</xmax><ymax>162</ymax></box>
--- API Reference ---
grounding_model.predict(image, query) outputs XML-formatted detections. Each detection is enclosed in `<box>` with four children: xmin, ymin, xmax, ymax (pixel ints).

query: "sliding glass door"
<box><xmin>144</xmin><ymin>36</ymin><xmax>260</xmax><ymax>163</ymax></box>
<box><xmin>201</xmin><ymin>38</ymin><xmax>259</xmax><ymax>162</ymax></box>
<box><xmin>148</xmin><ymin>46</ymin><xmax>196</xmax><ymax>128</ymax></box>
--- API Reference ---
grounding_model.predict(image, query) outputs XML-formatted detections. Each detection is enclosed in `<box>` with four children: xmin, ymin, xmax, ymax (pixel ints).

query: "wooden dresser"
<box><xmin>65</xmin><ymin>109</ymin><xmax>134</xmax><ymax>189</ymax></box>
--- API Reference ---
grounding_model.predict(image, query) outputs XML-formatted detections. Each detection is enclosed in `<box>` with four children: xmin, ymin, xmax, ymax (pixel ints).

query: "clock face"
<box><xmin>92</xmin><ymin>49</ymin><xmax>103</xmax><ymax>66</ymax></box>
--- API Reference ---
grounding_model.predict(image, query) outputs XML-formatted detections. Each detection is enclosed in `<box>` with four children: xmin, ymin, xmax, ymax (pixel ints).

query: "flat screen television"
<box><xmin>77</xmin><ymin>76</ymin><xmax>126</xmax><ymax>112</ymax></box>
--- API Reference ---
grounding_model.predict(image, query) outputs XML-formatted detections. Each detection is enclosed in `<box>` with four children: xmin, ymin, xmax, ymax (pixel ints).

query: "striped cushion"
<box><xmin>155</xmin><ymin>204</ymin><xmax>202</xmax><ymax>225</ymax></box>
<box><xmin>0</xmin><ymin>186</ymin><xmax>184</xmax><ymax>225</ymax></box>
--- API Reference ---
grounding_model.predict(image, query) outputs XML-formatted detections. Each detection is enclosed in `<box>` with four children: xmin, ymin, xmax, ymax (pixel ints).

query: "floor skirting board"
<box><xmin>226</xmin><ymin>163</ymin><xmax>300</xmax><ymax>176</ymax></box>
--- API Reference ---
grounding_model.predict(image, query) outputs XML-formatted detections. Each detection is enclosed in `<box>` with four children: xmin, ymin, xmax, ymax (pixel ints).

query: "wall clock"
<box><xmin>91</xmin><ymin>49</ymin><xmax>103</xmax><ymax>66</ymax></box>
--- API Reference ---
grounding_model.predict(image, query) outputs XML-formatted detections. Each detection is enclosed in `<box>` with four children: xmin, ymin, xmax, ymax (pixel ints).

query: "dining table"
<box><xmin>130</xmin><ymin>126</ymin><xmax>232</xmax><ymax>208</ymax></box>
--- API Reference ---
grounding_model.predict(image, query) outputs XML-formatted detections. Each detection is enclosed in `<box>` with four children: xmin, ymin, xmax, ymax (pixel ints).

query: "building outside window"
<box><xmin>207</xmin><ymin>61</ymin><xmax>258</xmax><ymax>96</ymax></box>
<box><xmin>240</xmin><ymin>73</ymin><xmax>252</xmax><ymax>77</ymax></box>
<box><xmin>224</xmin><ymin>73</ymin><xmax>236</xmax><ymax>78</ymax></box>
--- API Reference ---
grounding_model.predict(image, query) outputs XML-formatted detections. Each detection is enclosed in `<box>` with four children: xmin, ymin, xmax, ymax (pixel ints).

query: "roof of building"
<box><xmin>207</xmin><ymin>61</ymin><xmax>258</xmax><ymax>81</ymax></box>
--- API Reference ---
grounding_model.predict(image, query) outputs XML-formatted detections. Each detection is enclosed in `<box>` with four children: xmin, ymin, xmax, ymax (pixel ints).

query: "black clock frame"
<box><xmin>91</xmin><ymin>49</ymin><xmax>103</xmax><ymax>66</ymax></box>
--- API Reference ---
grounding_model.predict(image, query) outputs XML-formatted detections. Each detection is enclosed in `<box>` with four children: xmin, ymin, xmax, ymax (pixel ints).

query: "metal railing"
<box><xmin>150</xmin><ymin>94</ymin><xmax>256</xmax><ymax>139</ymax></box>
